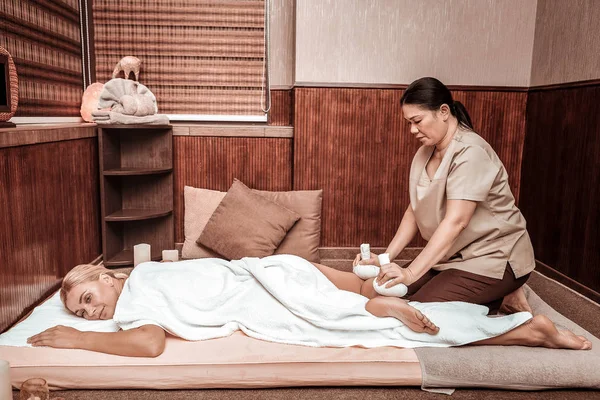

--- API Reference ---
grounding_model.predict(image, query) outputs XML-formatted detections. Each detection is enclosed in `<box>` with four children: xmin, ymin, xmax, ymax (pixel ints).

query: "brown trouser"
<box><xmin>406</xmin><ymin>263</ymin><xmax>530</xmax><ymax>313</ymax></box>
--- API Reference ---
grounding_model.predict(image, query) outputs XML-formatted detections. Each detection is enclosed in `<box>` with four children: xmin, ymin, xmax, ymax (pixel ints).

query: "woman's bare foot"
<box><xmin>527</xmin><ymin>315</ymin><xmax>592</xmax><ymax>349</ymax></box>
<box><xmin>365</xmin><ymin>296</ymin><xmax>439</xmax><ymax>334</ymax></box>
<box><xmin>477</xmin><ymin>315</ymin><xmax>592</xmax><ymax>350</ymax></box>
<box><xmin>499</xmin><ymin>287</ymin><xmax>533</xmax><ymax>314</ymax></box>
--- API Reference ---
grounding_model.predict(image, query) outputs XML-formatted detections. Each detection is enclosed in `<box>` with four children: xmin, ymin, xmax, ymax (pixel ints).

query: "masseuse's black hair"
<box><xmin>400</xmin><ymin>77</ymin><xmax>474</xmax><ymax>130</ymax></box>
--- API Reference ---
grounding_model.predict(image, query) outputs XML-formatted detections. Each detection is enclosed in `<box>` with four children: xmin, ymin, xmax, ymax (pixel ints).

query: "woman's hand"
<box><xmin>353</xmin><ymin>252</ymin><xmax>380</xmax><ymax>267</ymax></box>
<box><xmin>27</xmin><ymin>325</ymin><xmax>83</xmax><ymax>349</ymax></box>
<box><xmin>377</xmin><ymin>263</ymin><xmax>416</xmax><ymax>288</ymax></box>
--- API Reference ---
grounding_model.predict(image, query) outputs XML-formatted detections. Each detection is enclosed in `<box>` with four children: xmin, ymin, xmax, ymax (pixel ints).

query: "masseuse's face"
<box><xmin>402</xmin><ymin>104</ymin><xmax>449</xmax><ymax>146</ymax></box>
<box><xmin>65</xmin><ymin>274</ymin><xmax>120</xmax><ymax>320</ymax></box>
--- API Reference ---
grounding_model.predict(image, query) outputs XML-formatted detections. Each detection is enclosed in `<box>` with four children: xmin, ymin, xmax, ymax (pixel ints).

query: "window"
<box><xmin>0</xmin><ymin>0</ymin><xmax>84</xmax><ymax>118</ymax></box>
<box><xmin>91</xmin><ymin>0</ymin><xmax>269</xmax><ymax>121</ymax></box>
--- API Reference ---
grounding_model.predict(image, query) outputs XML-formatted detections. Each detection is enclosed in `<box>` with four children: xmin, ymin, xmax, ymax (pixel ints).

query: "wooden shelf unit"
<box><xmin>98</xmin><ymin>124</ymin><xmax>174</xmax><ymax>267</ymax></box>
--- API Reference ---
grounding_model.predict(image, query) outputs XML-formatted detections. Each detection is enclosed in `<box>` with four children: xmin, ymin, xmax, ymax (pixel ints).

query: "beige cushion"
<box><xmin>254</xmin><ymin>188</ymin><xmax>323</xmax><ymax>262</ymax></box>
<box><xmin>197</xmin><ymin>180</ymin><xmax>300</xmax><ymax>260</ymax></box>
<box><xmin>181</xmin><ymin>186</ymin><xmax>226</xmax><ymax>259</ymax></box>
<box><xmin>183</xmin><ymin>183</ymin><xmax>323</xmax><ymax>262</ymax></box>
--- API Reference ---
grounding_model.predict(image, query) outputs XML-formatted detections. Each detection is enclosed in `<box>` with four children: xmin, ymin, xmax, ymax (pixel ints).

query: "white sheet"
<box><xmin>0</xmin><ymin>291</ymin><xmax>119</xmax><ymax>347</ymax></box>
<box><xmin>114</xmin><ymin>255</ymin><xmax>532</xmax><ymax>348</ymax></box>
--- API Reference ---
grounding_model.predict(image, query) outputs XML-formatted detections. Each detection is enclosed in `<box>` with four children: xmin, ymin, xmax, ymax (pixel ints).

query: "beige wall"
<box><xmin>270</xmin><ymin>0</ymin><xmax>295</xmax><ymax>88</ymax></box>
<box><xmin>530</xmin><ymin>0</ymin><xmax>600</xmax><ymax>86</ymax></box>
<box><xmin>295</xmin><ymin>0</ymin><xmax>537</xmax><ymax>87</ymax></box>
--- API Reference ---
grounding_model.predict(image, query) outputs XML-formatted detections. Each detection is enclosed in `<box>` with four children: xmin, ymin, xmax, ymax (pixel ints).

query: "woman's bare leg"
<box><xmin>309</xmin><ymin>264</ymin><xmax>589</xmax><ymax>346</ymax></box>
<box><xmin>472</xmin><ymin>315</ymin><xmax>592</xmax><ymax>350</ymax></box>
<box><xmin>311</xmin><ymin>263</ymin><xmax>438</xmax><ymax>334</ymax></box>
<box><xmin>311</xmin><ymin>262</ymin><xmax>377</xmax><ymax>298</ymax></box>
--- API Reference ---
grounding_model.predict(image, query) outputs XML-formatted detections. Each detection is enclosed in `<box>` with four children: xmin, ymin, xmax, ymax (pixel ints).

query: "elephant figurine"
<box><xmin>112</xmin><ymin>56</ymin><xmax>141</xmax><ymax>81</ymax></box>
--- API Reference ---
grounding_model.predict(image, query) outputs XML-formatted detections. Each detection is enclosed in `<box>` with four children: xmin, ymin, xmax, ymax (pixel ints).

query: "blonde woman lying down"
<box><xmin>27</xmin><ymin>256</ymin><xmax>591</xmax><ymax>357</ymax></box>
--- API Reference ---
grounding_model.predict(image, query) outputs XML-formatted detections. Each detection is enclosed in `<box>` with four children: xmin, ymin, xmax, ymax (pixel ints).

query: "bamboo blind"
<box><xmin>0</xmin><ymin>0</ymin><xmax>83</xmax><ymax>116</ymax></box>
<box><xmin>93</xmin><ymin>0</ymin><xmax>266</xmax><ymax>116</ymax></box>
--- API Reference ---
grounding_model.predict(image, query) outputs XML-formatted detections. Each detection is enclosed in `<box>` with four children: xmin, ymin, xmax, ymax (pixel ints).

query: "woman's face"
<box><xmin>402</xmin><ymin>103</ymin><xmax>450</xmax><ymax>146</ymax></box>
<box><xmin>65</xmin><ymin>274</ymin><xmax>120</xmax><ymax>320</ymax></box>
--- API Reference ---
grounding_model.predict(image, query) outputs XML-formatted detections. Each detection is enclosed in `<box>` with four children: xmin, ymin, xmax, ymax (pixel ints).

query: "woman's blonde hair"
<box><xmin>60</xmin><ymin>264</ymin><xmax>129</xmax><ymax>307</ymax></box>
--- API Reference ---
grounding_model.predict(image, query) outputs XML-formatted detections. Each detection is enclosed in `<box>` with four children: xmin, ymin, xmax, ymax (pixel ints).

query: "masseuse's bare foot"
<box><xmin>499</xmin><ymin>287</ymin><xmax>533</xmax><ymax>314</ymax></box>
<box><xmin>366</xmin><ymin>297</ymin><xmax>439</xmax><ymax>335</ymax></box>
<box><xmin>527</xmin><ymin>315</ymin><xmax>592</xmax><ymax>350</ymax></box>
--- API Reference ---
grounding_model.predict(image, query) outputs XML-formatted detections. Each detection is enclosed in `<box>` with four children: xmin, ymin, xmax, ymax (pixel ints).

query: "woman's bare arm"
<box><xmin>28</xmin><ymin>324</ymin><xmax>166</xmax><ymax>357</ymax></box>
<box><xmin>379</xmin><ymin>199</ymin><xmax>477</xmax><ymax>286</ymax></box>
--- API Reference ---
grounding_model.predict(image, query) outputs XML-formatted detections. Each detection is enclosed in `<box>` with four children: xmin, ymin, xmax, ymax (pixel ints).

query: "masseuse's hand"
<box><xmin>27</xmin><ymin>325</ymin><xmax>83</xmax><ymax>349</ymax></box>
<box><xmin>353</xmin><ymin>252</ymin><xmax>380</xmax><ymax>267</ymax></box>
<box><xmin>378</xmin><ymin>263</ymin><xmax>416</xmax><ymax>288</ymax></box>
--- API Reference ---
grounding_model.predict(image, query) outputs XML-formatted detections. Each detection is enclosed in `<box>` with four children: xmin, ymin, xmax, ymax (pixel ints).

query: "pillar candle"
<box><xmin>133</xmin><ymin>243</ymin><xmax>151</xmax><ymax>266</ymax></box>
<box><xmin>0</xmin><ymin>360</ymin><xmax>12</xmax><ymax>400</ymax></box>
<box><xmin>162</xmin><ymin>250</ymin><xmax>179</xmax><ymax>262</ymax></box>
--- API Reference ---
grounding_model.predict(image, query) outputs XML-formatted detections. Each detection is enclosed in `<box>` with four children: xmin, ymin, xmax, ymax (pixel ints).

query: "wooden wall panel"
<box><xmin>268</xmin><ymin>89</ymin><xmax>293</xmax><ymax>126</ymax></box>
<box><xmin>173</xmin><ymin>136</ymin><xmax>293</xmax><ymax>242</ymax></box>
<box><xmin>294</xmin><ymin>87</ymin><xmax>417</xmax><ymax>247</ymax></box>
<box><xmin>294</xmin><ymin>87</ymin><xmax>527</xmax><ymax>247</ymax></box>
<box><xmin>451</xmin><ymin>90</ymin><xmax>528</xmax><ymax>199</ymax></box>
<box><xmin>0</xmin><ymin>136</ymin><xmax>102</xmax><ymax>332</ymax></box>
<box><xmin>521</xmin><ymin>84</ymin><xmax>600</xmax><ymax>294</ymax></box>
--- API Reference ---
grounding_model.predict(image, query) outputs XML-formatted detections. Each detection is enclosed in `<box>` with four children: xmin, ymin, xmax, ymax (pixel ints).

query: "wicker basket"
<box><xmin>0</xmin><ymin>46</ymin><xmax>18</xmax><ymax>122</ymax></box>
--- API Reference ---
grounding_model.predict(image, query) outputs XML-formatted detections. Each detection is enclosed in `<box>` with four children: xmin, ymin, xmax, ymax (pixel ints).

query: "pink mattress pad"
<box><xmin>1</xmin><ymin>331</ymin><xmax>422</xmax><ymax>389</ymax></box>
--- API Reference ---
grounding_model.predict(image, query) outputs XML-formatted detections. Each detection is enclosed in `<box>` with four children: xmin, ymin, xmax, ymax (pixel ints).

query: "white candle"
<box><xmin>162</xmin><ymin>249</ymin><xmax>179</xmax><ymax>262</ymax></box>
<box><xmin>0</xmin><ymin>360</ymin><xmax>12</xmax><ymax>400</ymax></box>
<box><xmin>133</xmin><ymin>243</ymin><xmax>151</xmax><ymax>266</ymax></box>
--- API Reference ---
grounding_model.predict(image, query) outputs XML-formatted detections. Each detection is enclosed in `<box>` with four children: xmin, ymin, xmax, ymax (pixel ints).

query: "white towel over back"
<box><xmin>113</xmin><ymin>255</ymin><xmax>532</xmax><ymax>348</ymax></box>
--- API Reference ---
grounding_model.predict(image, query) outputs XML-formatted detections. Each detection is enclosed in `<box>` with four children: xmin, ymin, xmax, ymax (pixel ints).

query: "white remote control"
<box><xmin>353</xmin><ymin>243</ymin><xmax>380</xmax><ymax>279</ymax></box>
<box><xmin>372</xmin><ymin>253</ymin><xmax>408</xmax><ymax>297</ymax></box>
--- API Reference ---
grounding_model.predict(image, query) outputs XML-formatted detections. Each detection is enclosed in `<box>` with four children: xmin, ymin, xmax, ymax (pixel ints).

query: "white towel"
<box><xmin>113</xmin><ymin>255</ymin><xmax>532</xmax><ymax>348</ymax></box>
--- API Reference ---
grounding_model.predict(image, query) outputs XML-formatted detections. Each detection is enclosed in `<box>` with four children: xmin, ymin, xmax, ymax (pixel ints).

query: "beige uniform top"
<box><xmin>409</xmin><ymin>128</ymin><xmax>535</xmax><ymax>279</ymax></box>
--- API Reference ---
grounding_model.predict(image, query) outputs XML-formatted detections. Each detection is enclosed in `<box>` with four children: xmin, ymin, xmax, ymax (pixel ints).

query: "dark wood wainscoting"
<box><xmin>451</xmin><ymin>90</ymin><xmax>527</xmax><ymax>197</ymax></box>
<box><xmin>0</xmin><ymin>136</ymin><xmax>101</xmax><ymax>332</ymax></box>
<box><xmin>521</xmin><ymin>84</ymin><xmax>600</xmax><ymax>294</ymax></box>
<box><xmin>268</xmin><ymin>89</ymin><xmax>294</xmax><ymax>126</ymax></box>
<box><xmin>294</xmin><ymin>87</ymin><xmax>527</xmax><ymax>247</ymax></box>
<box><xmin>173</xmin><ymin>136</ymin><xmax>293</xmax><ymax>242</ymax></box>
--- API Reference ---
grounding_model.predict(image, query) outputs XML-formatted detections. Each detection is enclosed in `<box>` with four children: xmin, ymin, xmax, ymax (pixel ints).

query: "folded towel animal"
<box><xmin>92</xmin><ymin>78</ymin><xmax>168</xmax><ymax>125</ymax></box>
<box><xmin>92</xmin><ymin>110</ymin><xmax>169</xmax><ymax>125</ymax></box>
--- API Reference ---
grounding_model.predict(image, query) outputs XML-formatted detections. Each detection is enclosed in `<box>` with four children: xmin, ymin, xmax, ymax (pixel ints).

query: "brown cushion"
<box><xmin>253</xmin><ymin>188</ymin><xmax>323</xmax><ymax>263</ymax></box>
<box><xmin>182</xmin><ymin>186</ymin><xmax>226</xmax><ymax>259</ymax></box>
<box><xmin>197</xmin><ymin>180</ymin><xmax>300</xmax><ymax>260</ymax></box>
<box><xmin>183</xmin><ymin>185</ymin><xmax>323</xmax><ymax>262</ymax></box>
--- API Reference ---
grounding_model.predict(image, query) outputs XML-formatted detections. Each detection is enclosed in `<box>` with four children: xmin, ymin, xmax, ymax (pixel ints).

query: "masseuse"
<box><xmin>355</xmin><ymin>77</ymin><xmax>534</xmax><ymax>314</ymax></box>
